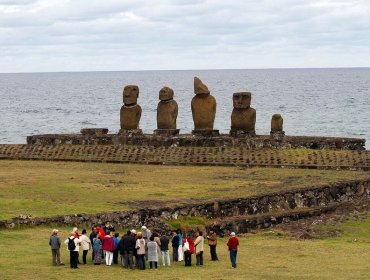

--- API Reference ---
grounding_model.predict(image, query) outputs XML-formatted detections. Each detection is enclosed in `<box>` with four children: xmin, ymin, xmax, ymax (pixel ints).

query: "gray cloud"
<box><xmin>0</xmin><ymin>0</ymin><xmax>369</xmax><ymax>72</ymax></box>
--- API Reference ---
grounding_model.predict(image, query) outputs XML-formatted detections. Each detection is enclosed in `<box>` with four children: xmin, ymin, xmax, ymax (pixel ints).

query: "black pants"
<box><xmin>149</xmin><ymin>261</ymin><xmax>158</xmax><ymax>269</ymax></box>
<box><xmin>137</xmin><ymin>254</ymin><xmax>145</xmax><ymax>270</ymax></box>
<box><xmin>184</xmin><ymin>251</ymin><xmax>192</xmax><ymax>266</ymax></box>
<box><xmin>173</xmin><ymin>247</ymin><xmax>179</xmax><ymax>262</ymax></box>
<box><xmin>82</xmin><ymin>250</ymin><xmax>88</xmax><ymax>264</ymax></box>
<box><xmin>196</xmin><ymin>251</ymin><xmax>203</xmax><ymax>266</ymax></box>
<box><xmin>113</xmin><ymin>249</ymin><xmax>119</xmax><ymax>264</ymax></box>
<box><xmin>70</xmin><ymin>251</ymin><xmax>78</xmax><ymax>268</ymax></box>
<box><xmin>210</xmin><ymin>245</ymin><xmax>218</xmax><ymax>260</ymax></box>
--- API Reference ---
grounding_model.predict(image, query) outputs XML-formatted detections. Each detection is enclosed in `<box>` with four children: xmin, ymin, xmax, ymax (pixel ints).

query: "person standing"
<box><xmin>147</xmin><ymin>236</ymin><xmax>159</xmax><ymax>270</ymax></box>
<box><xmin>89</xmin><ymin>227</ymin><xmax>97</xmax><ymax>262</ymax></box>
<box><xmin>135</xmin><ymin>232</ymin><xmax>146</xmax><ymax>270</ymax></box>
<box><xmin>194</xmin><ymin>231</ymin><xmax>204</xmax><ymax>266</ymax></box>
<box><xmin>80</xmin><ymin>229</ymin><xmax>91</xmax><ymax>265</ymax></box>
<box><xmin>93</xmin><ymin>233</ymin><xmax>102</xmax><ymax>265</ymax></box>
<box><xmin>183</xmin><ymin>233</ymin><xmax>195</xmax><ymax>267</ymax></box>
<box><xmin>113</xmin><ymin>232</ymin><xmax>120</xmax><ymax>264</ymax></box>
<box><xmin>160</xmin><ymin>233</ymin><xmax>170</xmax><ymax>267</ymax></box>
<box><xmin>49</xmin><ymin>229</ymin><xmax>64</xmax><ymax>266</ymax></box>
<box><xmin>119</xmin><ymin>230</ymin><xmax>135</xmax><ymax>269</ymax></box>
<box><xmin>64</xmin><ymin>232</ymin><xmax>81</xmax><ymax>269</ymax></box>
<box><xmin>142</xmin><ymin>226</ymin><xmax>152</xmax><ymax>260</ymax></box>
<box><xmin>102</xmin><ymin>231</ymin><xmax>115</xmax><ymax>266</ymax></box>
<box><xmin>177</xmin><ymin>229</ymin><xmax>183</xmax><ymax>262</ymax></box>
<box><xmin>207</xmin><ymin>230</ymin><xmax>219</xmax><ymax>261</ymax></box>
<box><xmin>171</xmin><ymin>231</ymin><xmax>179</xmax><ymax>262</ymax></box>
<box><xmin>227</xmin><ymin>232</ymin><xmax>239</xmax><ymax>268</ymax></box>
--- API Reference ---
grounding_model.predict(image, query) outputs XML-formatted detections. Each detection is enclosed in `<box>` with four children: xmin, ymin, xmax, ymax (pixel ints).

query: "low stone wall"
<box><xmin>26</xmin><ymin>133</ymin><xmax>366</xmax><ymax>150</ymax></box>
<box><xmin>1</xmin><ymin>179</ymin><xmax>369</xmax><ymax>233</ymax></box>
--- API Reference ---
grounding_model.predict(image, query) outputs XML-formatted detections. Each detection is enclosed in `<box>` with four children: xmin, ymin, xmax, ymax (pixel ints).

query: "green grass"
<box><xmin>166</xmin><ymin>217</ymin><xmax>208</xmax><ymax>229</ymax></box>
<box><xmin>0</xmin><ymin>160</ymin><xmax>368</xmax><ymax>220</ymax></box>
<box><xmin>1</xmin><ymin>215</ymin><xmax>370</xmax><ymax>279</ymax></box>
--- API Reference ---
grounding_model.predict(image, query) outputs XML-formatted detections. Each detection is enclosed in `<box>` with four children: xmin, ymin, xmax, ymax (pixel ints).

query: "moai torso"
<box><xmin>157</xmin><ymin>87</ymin><xmax>178</xmax><ymax>130</ymax></box>
<box><xmin>191</xmin><ymin>77</ymin><xmax>216</xmax><ymax>130</ymax></box>
<box><xmin>271</xmin><ymin>114</ymin><xmax>283</xmax><ymax>132</ymax></box>
<box><xmin>230</xmin><ymin>92</ymin><xmax>256</xmax><ymax>132</ymax></box>
<box><xmin>120</xmin><ymin>85</ymin><xmax>142</xmax><ymax>130</ymax></box>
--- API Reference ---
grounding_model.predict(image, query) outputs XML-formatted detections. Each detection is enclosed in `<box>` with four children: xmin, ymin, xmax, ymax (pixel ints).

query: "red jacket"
<box><xmin>102</xmin><ymin>235</ymin><xmax>115</xmax><ymax>251</ymax></box>
<box><xmin>227</xmin><ymin>237</ymin><xmax>239</xmax><ymax>250</ymax></box>
<box><xmin>183</xmin><ymin>238</ymin><xmax>195</xmax><ymax>254</ymax></box>
<box><xmin>97</xmin><ymin>227</ymin><xmax>105</xmax><ymax>240</ymax></box>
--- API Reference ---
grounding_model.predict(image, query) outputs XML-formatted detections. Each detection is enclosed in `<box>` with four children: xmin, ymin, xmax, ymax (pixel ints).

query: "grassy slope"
<box><xmin>0</xmin><ymin>160</ymin><xmax>368</xmax><ymax>220</ymax></box>
<box><xmin>1</xmin><ymin>216</ymin><xmax>370</xmax><ymax>279</ymax></box>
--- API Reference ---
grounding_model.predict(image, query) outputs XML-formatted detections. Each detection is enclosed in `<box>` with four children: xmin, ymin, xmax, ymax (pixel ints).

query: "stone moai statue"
<box><xmin>191</xmin><ymin>77</ymin><xmax>218</xmax><ymax>136</ymax></box>
<box><xmin>154</xmin><ymin>86</ymin><xmax>179</xmax><ymax>135</ymax></box>
<box><xmin>230</xmin><ymin>92</ymin><xmax>256</xmax><ymax>137</ymax></box>
<box><xmin>119</xmin><ymin>85</ymin><xmax>142</xmax><ymax>133</ymax></box>
<box><xmin>270</xmin><ymin>114</ymin><xmax>285</xmax><ymax>140</ymax></box>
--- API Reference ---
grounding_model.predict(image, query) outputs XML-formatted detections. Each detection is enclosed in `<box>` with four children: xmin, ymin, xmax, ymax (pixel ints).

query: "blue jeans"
<box><xmin>229</xmin><ymin>249</ymin><xmax>237</xmax><ymax>268</ymax></box>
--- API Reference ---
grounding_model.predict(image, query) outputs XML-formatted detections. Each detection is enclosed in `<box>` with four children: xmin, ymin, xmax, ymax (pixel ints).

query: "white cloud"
<box><xmin>0</xmin><ymin>0</ymin><xmax>369</xmax><ymax>72</ymax></box>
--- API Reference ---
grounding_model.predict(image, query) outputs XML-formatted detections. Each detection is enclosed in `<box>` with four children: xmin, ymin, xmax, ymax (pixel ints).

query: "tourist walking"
<box><xmin>147</xmin><ymin>236</ymin><xmax>159</xmax><ymax>269</ymax></box>
<box><xmin>207</xmin><ymin>230</ymin><xmax>219</xmax><ymax>261</ymax></box>
<box><xmin>171</xmin><ymin>231</ymin><xmax>179</xmax><ymax>262</ymax></box>
<box><xmin>183</xmin><ymin>233</ymin><xmax>195</xmax><ymax>267</ymax></box>
<box><xmin>80</xmin><ymin>229</ymin><xmax>91</xmax><ymax>264</ymax></box>
<box><xmin>194</xmin><ymin>231</ymin><xmax>204</xmax><ymax>266</ymax></box>
<box><xmin>227</xmin><ymin>232</ymin><xmax>239</xmax><ymax>268</ymax></box>
<box><xmin>135</xmin><ymin>232</ymin><xmax>146</xmax><ymax>270</ymax></box>
<box><xmin>160</xmin><ymin>233</ymin><xmax>171</xmax><ymax>266</ymax></box>
<box><xmin>102</xmin><ymin>231</ymin><xmax>115</xmax><ymax>266</ymax></box>
<box><xmin>113</xmin><ymin>232</ymin><xmax>120</xmax><ymax>264</ymax></box>
<box><xmin>49</xmin><ymin>229</ymin><xmax>64</xmax><ymax>266</ymax></box>
<box><xmin>64</xmin><ymin>232</ymin><xmax>81</xmax><ymax>269</ymax></box>
<box><xmin>92</xmin><ymin>233</ymin><xmax>102</xmax><ymax>265</ymax></box>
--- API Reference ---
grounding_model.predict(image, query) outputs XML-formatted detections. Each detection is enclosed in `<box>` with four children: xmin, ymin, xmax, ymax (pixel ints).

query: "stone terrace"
<box><xmin>0</xmin><ymin>144</ymin><xmax>369</xmax><ymax>170</ymax></box>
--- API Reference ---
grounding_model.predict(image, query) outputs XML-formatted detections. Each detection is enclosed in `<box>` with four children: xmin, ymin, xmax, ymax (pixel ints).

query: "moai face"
<box><xmin>123</xmin><ymin>85</ymin><xmax>139</xmax><ymax>106</ymax></box>
<box><xmin>159</xmin><ymin>87</ymin><xmax>174</xmax><ymax>101</ymax></box>
<box><xmin>233</xmin><ymin>92</ymin><xmax>251</xmax><ymax>109</ymax></box>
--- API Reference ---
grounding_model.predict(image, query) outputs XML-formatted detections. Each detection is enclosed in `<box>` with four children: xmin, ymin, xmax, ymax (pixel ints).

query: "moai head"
<box><xmin>194</xmin><ymin>77</ymin><xmax>210</xmax><ymax>95</ymax></box>
<box><xmin>159</xmin><ymin>87</ymin><xmax>174</xmax><ymax>101</ymax></box>
<box><xmin>271</xmin><ymin>114</ymin><xmax>284</xmax><ymax>132</ymax></box>
<box><xmin>233</xmin><ymin>92</ymin><xmax>251</xmax><ymax>109</ymax></box>
<box><xmin>123</xmin><ymin>85</ymin><xmax>139</xmax><ymax>106</ymax></box>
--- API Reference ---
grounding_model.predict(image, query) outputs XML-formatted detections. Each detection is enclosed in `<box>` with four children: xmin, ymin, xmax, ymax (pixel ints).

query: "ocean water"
<box><xmin>0</xmin><ymin>68</ymin><xmax>369</xmax><ymax>148</ymax></box>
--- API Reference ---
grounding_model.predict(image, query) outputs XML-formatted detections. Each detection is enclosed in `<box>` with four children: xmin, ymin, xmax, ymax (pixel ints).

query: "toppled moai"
<box><xmin>230</xmin><ymin>92</ymin><xmax>256</xmax><ymax>137</ymax></box>
<box><xmin>154</xmin><ymin>86</ymin><xmax>179</xmax><ymax>135</ymax></box>
<box><xmin>270</xmin><ymin>114</ymin><xmax>285</xmax><ymax>140</ymax></box>
<box><xmin>191</xmin><ymin>77</ymin><xmax>218</xmax><ymax>136</ymax></box>
<box><xmin>119</xmin><ymin>85</ymin><xmax>142</xmax><ymax>134</ymax></box>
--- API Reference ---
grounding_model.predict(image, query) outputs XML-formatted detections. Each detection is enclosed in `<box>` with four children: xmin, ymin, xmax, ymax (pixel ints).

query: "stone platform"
<box><xmin>26</xmin><ymin>133</ymin><xmax>366</xmax><ymax>150</ymax></box>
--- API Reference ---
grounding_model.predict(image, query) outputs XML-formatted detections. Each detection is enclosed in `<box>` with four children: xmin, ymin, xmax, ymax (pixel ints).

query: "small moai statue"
<box><xmin>154</xmin><ymin>86</ymin><xmax>179</xmax><ymax>135</ymax></box>
<box><xmin>270</xmin><ymin>114</ymin><xmax>285</xmax><ymax>140</ymax></box>
<box><xmin>191</xmin><ymin>77</ymin><xmax>219</xmax><ymax>136</ymax></box>
<box><xmin>230</xmin><ymin>92</ymin><xmax>256</xmax><ymax>137</ymax></box>
<box><xmin>119</xmin><ymin>85</ymin><xmax>142</xmax><ymax>134</ymax></box>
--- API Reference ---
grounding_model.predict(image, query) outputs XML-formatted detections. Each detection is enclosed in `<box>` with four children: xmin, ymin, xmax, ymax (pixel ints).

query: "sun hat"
<box><xmin>131</xmin><ymin>229</ymin><xmax>137</xmax><ymax>234</ymax></box>
<box><xmin>230</xmin><ymin>232</ymin><xmax>236</xmax><ymax>236</ymax></box>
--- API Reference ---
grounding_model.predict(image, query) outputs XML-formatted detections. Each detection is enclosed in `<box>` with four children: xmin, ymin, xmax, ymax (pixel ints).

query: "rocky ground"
<box><xmin>272</xmin><ymin>198</ymin><xmax>370</xmax><ymax>239</ymax></box>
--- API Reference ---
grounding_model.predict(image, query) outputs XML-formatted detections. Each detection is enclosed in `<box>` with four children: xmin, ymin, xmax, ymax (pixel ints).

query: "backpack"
<box><xmin>68</xmin><ymin>238</ymin><xmax>76</xmax><ymax>251</ymax></box>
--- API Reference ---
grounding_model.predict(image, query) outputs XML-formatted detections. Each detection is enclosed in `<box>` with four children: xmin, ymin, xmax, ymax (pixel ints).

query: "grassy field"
<box><xmin>0</xmin><ymin>160</ymin><xmax>369</xmax><ymax>220</ymax></box>
<box><xmin>1</xmin><ymin>215</ymin><xmax>370</xmax><ymax>280</ymax></box>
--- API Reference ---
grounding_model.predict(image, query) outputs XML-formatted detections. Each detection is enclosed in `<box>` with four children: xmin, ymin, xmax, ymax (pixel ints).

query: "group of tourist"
<box><xmin>49</xmin><ymin>222</ymin><xmax>240</xmax><ymax>270</ymax></box>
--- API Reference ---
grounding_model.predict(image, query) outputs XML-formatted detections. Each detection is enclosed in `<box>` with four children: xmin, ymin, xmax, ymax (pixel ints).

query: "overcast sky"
<box><xmin>0</xmin><ymin>0</ymin><xmax>369</xmax><ymax>73</ymax></box>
